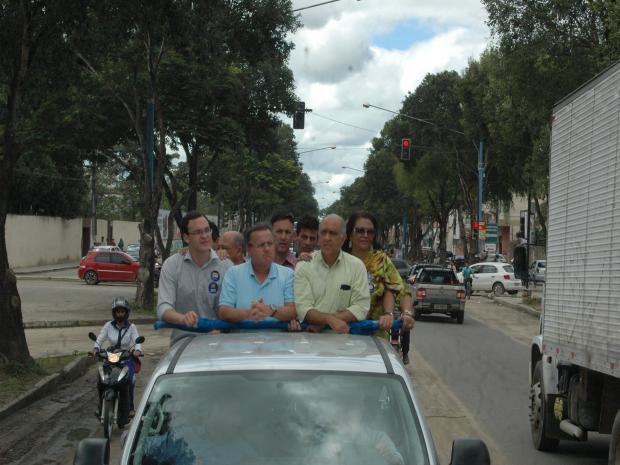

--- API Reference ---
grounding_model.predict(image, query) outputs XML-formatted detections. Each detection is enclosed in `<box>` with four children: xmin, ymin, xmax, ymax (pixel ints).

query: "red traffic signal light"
<box><xmin>401</xmin><ymin>138</ymin><xmax>412</xmax><ymax>161</ymax></box>
<box><xmin>473</xmin><ymin>221</ymin><xmax>479</xmax><ymax>229</ymax></box>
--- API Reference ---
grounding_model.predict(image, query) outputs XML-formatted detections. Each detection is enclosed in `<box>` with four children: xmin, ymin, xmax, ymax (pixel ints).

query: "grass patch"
<box><xmin>0</xmin><ymin>354</ymin><xmax>82</xmax><ymax>408</ymax></box>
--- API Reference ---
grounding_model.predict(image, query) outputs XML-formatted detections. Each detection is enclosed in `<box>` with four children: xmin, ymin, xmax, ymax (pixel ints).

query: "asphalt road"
<box><xmin>1</xmin><ymin>295</ymin><xmax>610</xmax><ymax>465</ymax></box>
<box><xmin>414</xmin><ymin>297</ymin><xmax>609</xmax><ymax>465</ymax></box>
<box><xmin>17</xmin><ymin>277</ymin><xmax>151</xmax><ymax>324</ymax></box>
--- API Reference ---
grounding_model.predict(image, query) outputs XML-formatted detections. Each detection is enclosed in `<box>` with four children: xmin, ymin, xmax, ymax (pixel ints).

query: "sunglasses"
<box><xmin>354</xmin><ymin>227</ymin><xmax>375</xmax><ymax>236</ymax></box>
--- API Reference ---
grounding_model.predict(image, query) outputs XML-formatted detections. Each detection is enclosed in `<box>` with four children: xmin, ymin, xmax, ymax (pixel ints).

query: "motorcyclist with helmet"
<box><xmin>91</xmin><ymin>297</ymin><xmax>143</xmax><ymax>419</ymax></box>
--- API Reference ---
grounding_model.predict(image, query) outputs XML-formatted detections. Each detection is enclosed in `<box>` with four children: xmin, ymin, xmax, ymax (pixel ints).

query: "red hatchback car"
<box><xmin>79</xmin><ymin>250</ymin><xmax>140</xmax><ymax>285</ymax></box>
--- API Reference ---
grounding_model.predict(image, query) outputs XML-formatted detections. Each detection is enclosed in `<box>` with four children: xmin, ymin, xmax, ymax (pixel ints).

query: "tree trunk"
<box><xmin>0</xmin><ymin>142</ymin><xmax>31</xmax><ymax>364</ymax></box>
<box><xmin>0</xmin><ymin>205</ymin><xmax>32</xmax><ymax>365</ymax></box>
<box><xmin>187</xmin><ymin>143</ymin><xmax>198</xmax><ymax>211</ymax></box>
<box><xmin>534</xmin><ymin>197</ymin><xmax>546</xmax><ymax>243</ymax></box>
<box><xmin>457</xmin><ymin>207</ymin><xmax>469</xmax><ymax>261</ymax></box>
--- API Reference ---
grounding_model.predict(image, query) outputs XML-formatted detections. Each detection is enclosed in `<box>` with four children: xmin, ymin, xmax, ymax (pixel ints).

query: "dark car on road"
<box><xmin>78</xmin><ymin>250</ymin><xmax>140</xmax><ymax>285</ymax></box>
<box><xmin>390</xmin><ymin>258</ymin><xmax>411</xmax><ymax>280</ymax></box>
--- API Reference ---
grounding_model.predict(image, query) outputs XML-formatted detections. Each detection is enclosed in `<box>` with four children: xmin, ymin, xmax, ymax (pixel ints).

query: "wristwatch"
<box><xmin>269</xmin><ymin>304</ymin><xmax>278</xmax><ymax>316</ymax></box>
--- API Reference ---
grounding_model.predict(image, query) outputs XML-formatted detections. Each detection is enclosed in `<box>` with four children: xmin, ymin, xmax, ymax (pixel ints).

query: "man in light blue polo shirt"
<box><xmin>218</xmin><ymin>223</ymin><xmax>297</xmax><ymax>325</ymax></box>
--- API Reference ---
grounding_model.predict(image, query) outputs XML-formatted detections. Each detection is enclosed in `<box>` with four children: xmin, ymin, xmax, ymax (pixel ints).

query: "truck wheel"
<box><xmin>530</xmin><ymin>361</ymin><xmax>559</xmax><ymax>451</ymax></box>
<box><xmin>84</xmin><ymin>271</ymin><xmax>99</xmax><ymax>285</ymax></box>
<box><xmin>609</xmin><ymin>409</ymin><xmax>620</xmax><ymax>465</ymax></box>
<box><xmin>492</xmin><ymin>282</ymin><xmax>505</xmax><ymax>296</ymax></box>
<box><xmin>456</xmin><ymin>310</ymin><xmax>464</xmax><ymax>324</ymax></box>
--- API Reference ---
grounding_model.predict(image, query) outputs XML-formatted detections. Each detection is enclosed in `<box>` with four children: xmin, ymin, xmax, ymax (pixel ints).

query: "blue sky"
<box><xmin>373</xmin><ymin>18</ymin><xmax>444</xmax><ymax>50</ymax></box>
<box><xmin>289</xmin><ymin>0</ymin><xmax>489</xmax><ymax>208</ymax></box>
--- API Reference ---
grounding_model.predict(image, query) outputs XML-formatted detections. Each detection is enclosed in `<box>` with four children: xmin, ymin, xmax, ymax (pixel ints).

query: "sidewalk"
<box><xmin>490</xmin><ymin>294</ymin><xmax>540</xmax><ymax>317</ymax></box>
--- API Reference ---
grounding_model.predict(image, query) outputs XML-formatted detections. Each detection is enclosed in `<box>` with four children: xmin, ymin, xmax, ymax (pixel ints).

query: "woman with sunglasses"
<box><xmin>344</xmin><ymin>212</ymin><xmax>414</xmax><ymax>362</ymax></box>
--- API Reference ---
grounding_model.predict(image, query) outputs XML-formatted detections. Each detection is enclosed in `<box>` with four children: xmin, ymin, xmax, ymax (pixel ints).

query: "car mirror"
<box><xmin>449</xmin><ymin>438</ymin><xmax>490</xmax><ymax>465</ymax></box>
<box><xmin>73</xmin><ymin>438</ymin><xmax>109</xmax><ymax>465</ymax></box>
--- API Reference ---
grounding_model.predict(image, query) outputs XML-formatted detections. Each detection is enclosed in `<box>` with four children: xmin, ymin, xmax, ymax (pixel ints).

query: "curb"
<box><xmin>24</xmin><ymin>317</ymin><xmax>158</xmax><ymax>329</ymax></box>
<box><xmin>14</xmin><ymin>265</ymin><xmax>78</xmax><ymax>275</ymax></box>
<box><xmin>490</xmin><ymin>295</ymin><xmax>541</xmax><ymax>317</ymax></box>
<box><xmin>0</xmin><ymin>355</ymin><xmax>95</xmax><ymax>422</ymax></box>
<box><xmin>17</xmin><ymin>276</ymin><xmax>81</xmax><ymax>282</ymax></box>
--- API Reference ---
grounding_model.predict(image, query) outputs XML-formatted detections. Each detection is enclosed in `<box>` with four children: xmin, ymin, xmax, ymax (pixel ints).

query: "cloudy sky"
<box><xmin>287</xmin><ymin>0</ymin><xmax>490</xmax><ymax>209</ymax></box>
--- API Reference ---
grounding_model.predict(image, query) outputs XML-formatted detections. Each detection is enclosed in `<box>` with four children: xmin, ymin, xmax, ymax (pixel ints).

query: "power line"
<box><xmin>311</xmin><ymin>112</ymin><xmax>378</xmax><ymax>134</ymax></box>
<box><xmin>293</xmin><ymin>0</ymin><xmax>355</xmax><ymax>12</ymax></box>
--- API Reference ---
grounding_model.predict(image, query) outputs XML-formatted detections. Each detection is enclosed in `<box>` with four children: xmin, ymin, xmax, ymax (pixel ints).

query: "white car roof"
<box><xmin>152</xmin><ymin>332</ymin><xmax>408</xmax><ymax>378</ymax></box>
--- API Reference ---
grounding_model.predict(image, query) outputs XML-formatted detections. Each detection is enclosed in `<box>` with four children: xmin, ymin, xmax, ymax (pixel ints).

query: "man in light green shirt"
<box><xmin>294</xmin><ymin>214</ymin><xmax>370</xmax><ymax>333</ymax></box>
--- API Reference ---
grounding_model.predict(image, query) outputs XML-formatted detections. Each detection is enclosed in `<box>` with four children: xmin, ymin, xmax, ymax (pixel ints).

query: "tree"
<box><xmin>0</xmin><ymin>0</ymin><xmax>86</xmax><ymax>364</ymax></box>
<box><xmin>479</xmin><ymin>0</ymin><xmax>620</xmax><ymax>234</ymax></box>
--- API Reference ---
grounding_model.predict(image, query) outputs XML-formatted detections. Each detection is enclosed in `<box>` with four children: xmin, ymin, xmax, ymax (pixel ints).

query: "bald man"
<box><xmin>294</xmin><ymin>214</ymin><xmax>370</xmax><ymax>334</ymax></box>
<box><xmin>218</xmin><ymin>231</ymin><xmax>245</xmax><ymax>265</ymax></box>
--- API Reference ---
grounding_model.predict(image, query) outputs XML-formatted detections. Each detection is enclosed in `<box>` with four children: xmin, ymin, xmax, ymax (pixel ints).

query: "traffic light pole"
<box><xmin>477</xmin><ymin>140</ymin><xmax>484</xmax><ymax>255</ymax></box>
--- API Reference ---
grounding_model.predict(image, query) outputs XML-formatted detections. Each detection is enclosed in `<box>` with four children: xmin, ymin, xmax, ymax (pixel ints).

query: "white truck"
<box><xmin>529</xmin><ymin>60</ymin><xmax>620</xmax><ymax>465</ymax></box>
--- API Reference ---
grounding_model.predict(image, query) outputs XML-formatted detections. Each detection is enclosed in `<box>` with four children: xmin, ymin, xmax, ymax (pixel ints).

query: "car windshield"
<box><xmin>417</xmin><ymin>270</ymin><xmax>457</xmax><ymax>285</ymax></box>
<box><xmin>503</xmin><ymin>265</ymin><xmax>515</xmax><ymax>273</ymax></box>
<box><xmin>538</xmin><ymin>262</ymin><xmax>546</xmax><ymax>268</ymax></box>
<box><xmin>129</xmin><ymin>371</ymin><xmax>429</xmax><ymax>465</ymax></box>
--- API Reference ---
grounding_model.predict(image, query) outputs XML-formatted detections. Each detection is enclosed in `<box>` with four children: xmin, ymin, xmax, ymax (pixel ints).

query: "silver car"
<box><xmin>74</xmin><ymin>332</ymin><xmax>490</xmax><ymax>465</ymax></box>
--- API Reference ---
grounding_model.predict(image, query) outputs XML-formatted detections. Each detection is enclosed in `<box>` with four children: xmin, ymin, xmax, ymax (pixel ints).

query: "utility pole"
<box><xmin>477</xmin><ymin>140</ymin><xmax>484</xmax><ymax>255</ymax></box>
<box><xmin>91</xmin><ymin>161</ymin><xmax>97</xmax><ymax>247</ymax></box>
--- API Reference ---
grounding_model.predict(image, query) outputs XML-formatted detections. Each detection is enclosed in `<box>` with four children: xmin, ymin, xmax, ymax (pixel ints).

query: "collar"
<box><xmin>318</xmin><ymin>249</ymin><xmax>343</xmax><ymax>267</ymax></box>
<box><xmin>279</xmin><ymin>253</ymin><xmax>297</xmax><ymax>269</ymax></box>
<box><xmin>112</xmin><ymin>319</ymin><xmax>131</xmax><ymax>329</ymax></box>
<box><xmin>184</xmin><ymin>249</ymin><xmax>217</xmax><ymax>267</ymax></box>
<box><xmin>248</xmin><ymin>261</ymin><xmax>278</xmax><ymax>281</ymax></box>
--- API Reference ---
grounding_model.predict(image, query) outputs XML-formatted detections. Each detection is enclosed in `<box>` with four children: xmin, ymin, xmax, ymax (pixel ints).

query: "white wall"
<box><xmin>7</xmin><ymin>214</ymin><xmax>83</xmax><ymax>268</ymax></box>
<box><xmin>112</xmin><ymin>220</ymin><xmax>141</xmax><ymax>246</ymax></box>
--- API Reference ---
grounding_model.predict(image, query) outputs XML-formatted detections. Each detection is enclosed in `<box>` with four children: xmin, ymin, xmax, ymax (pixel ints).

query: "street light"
<box><xmin>299</xmin><ymin>146</ymin><xmax>336</xmax><ymax>155</ymax></box>
<box><xmin>341</xmin><ymin>166</ymin><xmax>363</xmax><ymax>173</ymax></box>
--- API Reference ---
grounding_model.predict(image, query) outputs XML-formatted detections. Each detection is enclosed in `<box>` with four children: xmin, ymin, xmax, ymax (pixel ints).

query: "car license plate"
<box><xmin>434</xmin><ymin>304</ymin><xmax>447</xmax><ymax>310</ymax></box>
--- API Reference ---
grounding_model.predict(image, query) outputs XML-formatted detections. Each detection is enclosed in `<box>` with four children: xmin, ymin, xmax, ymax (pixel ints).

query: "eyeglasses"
<box><xmin>249</xmin><ymin>241</ymin><xmax>274</xmax><ymax>249</ymax></box>
<box><xmin>187</xmin><ymin>227</ymin><xmax>211</xmax><ymax>236</ymax></box>
<box><xmin>354</xmin><ymin>227</ymin><xmax>375</xmax><ymax>236</ymax></box>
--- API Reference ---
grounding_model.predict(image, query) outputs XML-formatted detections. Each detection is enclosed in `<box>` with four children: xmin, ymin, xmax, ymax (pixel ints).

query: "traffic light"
<box><xmin>472</xmin><ymin>221</ymin><xmax>479</xmax><ymax>240</ymax></box>
<box><xmin>293</xmin><ymin>101</ymin><xmax>305</xmax><ymax>129</ymax></box>
<box><xmin>401</xmin><ymin>138</ymin><xmax>411</xmax><ymax>161</ymax></box>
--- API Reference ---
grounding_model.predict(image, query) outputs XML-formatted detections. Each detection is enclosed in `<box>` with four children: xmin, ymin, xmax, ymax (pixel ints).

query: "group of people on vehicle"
<box><xmin>89</xmin><ymin>209</ymin><xmax>416</xmax><ymax>420</ymax></box>
<box><xmin>156</xmin><ymin>210</ymin><xmax>414</xmax><ymax>355</ymax></box>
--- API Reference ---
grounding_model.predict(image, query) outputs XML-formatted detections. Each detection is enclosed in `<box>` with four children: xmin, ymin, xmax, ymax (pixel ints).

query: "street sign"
<box><xmin>484</xmin><ymin>243</ymin><xmax>497</xmax><ymax>252</ymax></box>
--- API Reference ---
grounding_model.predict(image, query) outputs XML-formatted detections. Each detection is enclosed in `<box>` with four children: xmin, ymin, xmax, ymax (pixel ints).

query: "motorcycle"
<box><xmin>390</xmin><ymin>308</ymin><xmax>411</xmax><ymax>365</ymax></box>
<box><xmin>88</xmin><ymin>332</ymin><xmax>145</xmax><ymax>439</ymax></box>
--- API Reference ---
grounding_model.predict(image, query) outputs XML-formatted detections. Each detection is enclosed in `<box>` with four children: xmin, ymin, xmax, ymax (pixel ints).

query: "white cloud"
<box><xmin>288</xmin><ymin>0</ymin><xmax>490</xmax><ymax>209</ymax></box>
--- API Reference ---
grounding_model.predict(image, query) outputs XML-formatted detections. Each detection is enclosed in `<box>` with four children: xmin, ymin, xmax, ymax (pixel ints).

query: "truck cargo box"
<box><xmin>543</xmin><ymin>61</ymin><xmax>620</xmax><ymax>378</ymax></box>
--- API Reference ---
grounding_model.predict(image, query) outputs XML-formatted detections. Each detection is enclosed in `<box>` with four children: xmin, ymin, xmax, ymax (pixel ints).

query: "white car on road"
<box><xmin>458</xmin><ymin>261</ymin><xmax>522</xmax><ymax>295</ymax></box>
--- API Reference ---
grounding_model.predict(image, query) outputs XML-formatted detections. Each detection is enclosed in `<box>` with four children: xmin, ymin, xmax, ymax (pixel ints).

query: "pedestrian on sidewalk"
<box><xmin>118</xmin><ymin>238</ymin><xmax>125</xmax><ymax>251</ymax></box>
